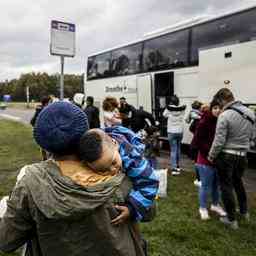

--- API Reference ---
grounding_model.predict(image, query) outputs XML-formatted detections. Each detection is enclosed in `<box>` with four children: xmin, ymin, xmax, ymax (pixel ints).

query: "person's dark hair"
<box><xmin>102</xmin><ymin>97</ymin><xmax>119</xmax><ymax>111</ymax></box>
<box><xmin>41</xmin><ymin>96</ymin><xmax>51</xmax><ymax>106</ymax></box>
<box><xmin>213</xmin><ymin>88</ymin><xmax>234</xmax><ymax>104</ymax></box>
<box><xmin>78</xmin><ymin>130</ymin><xmax>103</xmax><ymax>163</ymax></box>
<box><xmin>169</xmin><ymin>95</ymin><xmax>180</xmax><ymax>106</ymax></box>
<box><xmin>210</xmin><ymin>98</ymin><xmax>221</xmax><ymax>111</ymax></box>
<box><xmin>86</xmin><ymin>96</ymin><xmax>94</xmax><ymax>105</ymax></box>
<box><xmin>191</xmin><ymin>100</ymin><xmax>202</xmax><ymax>110</ymax></box>
<box><xmin>120</xmin><ymin>97</ymin><xmax>126</xmax><ymax>101</ymax></box>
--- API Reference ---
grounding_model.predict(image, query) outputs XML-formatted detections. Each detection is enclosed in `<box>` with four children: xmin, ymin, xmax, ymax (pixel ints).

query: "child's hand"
<box><xmin>111</xmin><ymin>205</ymin><xmax>130</xmax><ymax>225</ymax></box>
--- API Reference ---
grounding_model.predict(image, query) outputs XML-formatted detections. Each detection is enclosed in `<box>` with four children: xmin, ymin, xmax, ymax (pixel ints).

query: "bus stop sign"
<box><xmin>50</xmin><ymin>20</ymin><xmax>75</xmax><ymax>57</ymax></box>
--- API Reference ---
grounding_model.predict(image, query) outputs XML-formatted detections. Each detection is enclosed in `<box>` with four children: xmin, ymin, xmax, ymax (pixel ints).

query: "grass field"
<box><xmin>0</xmin><ymin>120</ymin><xmax>256</xmax><ymax>256</ymax></box>
<box><xmin>0</xmin><ymin>120</ymin><xmax>41</xmax><ymax>256</ymax></box>
<box><xmin>1</xmin><ymin>102</ymin><xmax>38</xmax><ymax>110</ymax></box>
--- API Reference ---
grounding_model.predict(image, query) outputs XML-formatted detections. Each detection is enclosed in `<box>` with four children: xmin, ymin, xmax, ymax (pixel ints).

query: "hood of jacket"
<box><xmin>22</xmin><ymin>160</ymin><xmax>125</xmax><ymax>220</ymax></box>
<box><xmin>224</xmin><ymin>101</ymin><xmax>256</xmax><ymax>121</ymax></box>
<box><xmin>166</xmin><ymin>104</ymin><xmax>186</xmax><ymax>116</ymax></box>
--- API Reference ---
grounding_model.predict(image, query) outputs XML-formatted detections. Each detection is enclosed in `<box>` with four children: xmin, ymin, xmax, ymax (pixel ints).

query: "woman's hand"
<box><xmin>111</xmin><ymin>205</ymin><xmax>130</xmax><ymax>225</ymax></box>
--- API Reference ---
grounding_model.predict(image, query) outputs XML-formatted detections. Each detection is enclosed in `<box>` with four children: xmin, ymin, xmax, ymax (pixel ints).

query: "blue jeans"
<box><xmin>168</xmin><ymin>133</ymin><xmax>183</xmax><ymax>169</ymax></box>
<box><xmin>197</xmin><ymin>164</ymin><xmax>220</xmax><ymax>208</ymax></box>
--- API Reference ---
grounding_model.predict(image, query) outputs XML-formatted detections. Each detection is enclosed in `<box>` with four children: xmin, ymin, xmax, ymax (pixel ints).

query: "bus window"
<box><xmin>111</xmin><ymin>43</ymin><xmax>143</xmax><ymax>76</ymax></box>
<box><xmin>191</xmin><ymin>8</ymin><xmax>256</xmax><ymax>65</ymax></box>
<box><xmin>87</xmin><ymin>52</ymin><xmax>111</xmax><ymax>80</ymax></box>
<box><xmin>143</xmin><ymin>29</ymin><xmax>189</xmax><ymax>72</ymax></box>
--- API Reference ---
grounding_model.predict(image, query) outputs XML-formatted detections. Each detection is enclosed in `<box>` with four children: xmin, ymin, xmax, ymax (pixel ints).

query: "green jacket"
<box><xmin>0</xmin><ymin>160</ymin><xmax>144</xmax><ymax>256</ymax></box>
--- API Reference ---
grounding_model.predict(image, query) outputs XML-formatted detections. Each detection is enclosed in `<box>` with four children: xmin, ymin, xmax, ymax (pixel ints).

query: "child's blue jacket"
<box><xmin>105</xmin><ymin>126</ymin><xmax>159</xmax><ymax>221</ymax></box>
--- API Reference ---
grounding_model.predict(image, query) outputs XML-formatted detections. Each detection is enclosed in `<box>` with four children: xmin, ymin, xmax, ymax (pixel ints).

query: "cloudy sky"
<box><xmin>0</xmin><ymin>0</ymin><xmax>254</xmax><ymax>81</ymax></box>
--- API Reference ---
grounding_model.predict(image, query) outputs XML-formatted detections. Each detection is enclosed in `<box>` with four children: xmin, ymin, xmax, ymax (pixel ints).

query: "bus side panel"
<box><xmin>84</xmin><ymin>76</ymin><xmax>138</xmax><ymax>127</ymax></box>
<box><xmin>136</xmin><ymin>74</ymin><xmax>152</xmax><ymax>113</ymax></box>
<box><xmin>174</xmin><ymin>70</ymin><xmax>200</xmax><ymax>144</ymax></box>
<box><xmin>198</xmin><ymin>40</ymin><xmax>256</xmax><ymax>104</ymax></box>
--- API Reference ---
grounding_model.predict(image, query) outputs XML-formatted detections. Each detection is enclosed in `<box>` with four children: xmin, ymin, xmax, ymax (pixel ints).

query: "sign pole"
<box><xmin>60</xmin><ymin>56</ymin><xmax>64</xmax><ymax>100</ymax></box>
<box><xmin>50</xmin><ymin>20</ymin><xmax>75</xmax><ymax>100</ymax></box>
<box><xmin>26</xmin><ymin>86</ymin><xmax>30</xmax><ymax>108</ymax></box>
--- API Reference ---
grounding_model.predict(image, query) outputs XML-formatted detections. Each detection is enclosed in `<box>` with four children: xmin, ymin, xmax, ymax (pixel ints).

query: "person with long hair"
<box><xmin>209</xmin><ymin>88</ymin><xmax>255</xmax><ymax>229</ymax></box>
<box><xmin>193</xmin><ymin>99</ymin><xmax>226</xmax><ymax>220</ymax></box>
<box><xmin>102</xmin><ymin>96</ymin><xmax>122</xmax><ymax>127</ymax></box>
<box><xmin>163</xmin><ymin>95</ymin><xmax>186</xmax><ymax>175</ymax></box>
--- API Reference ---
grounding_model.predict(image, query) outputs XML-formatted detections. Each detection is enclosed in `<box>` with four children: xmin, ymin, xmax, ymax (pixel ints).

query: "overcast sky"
<box><xmin>0</xmin><ymin>0</ymin><xmax>254</xmax><ymax>81</ymax></box>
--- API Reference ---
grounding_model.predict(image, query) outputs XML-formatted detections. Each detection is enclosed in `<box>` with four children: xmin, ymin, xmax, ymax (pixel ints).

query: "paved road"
<box><xmin>0</xmin><ymin>108</ymin><xmax>34</xmax><ymax>124</ymax></box>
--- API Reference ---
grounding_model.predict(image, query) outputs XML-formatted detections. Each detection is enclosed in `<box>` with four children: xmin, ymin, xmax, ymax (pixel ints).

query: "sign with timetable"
<box><xmin>50</xmin><ymin>20</ymin><xmax>75</xmax><ymax>57</ymax></box>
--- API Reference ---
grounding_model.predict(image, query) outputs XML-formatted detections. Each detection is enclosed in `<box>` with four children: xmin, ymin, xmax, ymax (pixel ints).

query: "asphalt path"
<box><xmin>0</xmin><ymin>108</ymin><xmax>34</xmax><ymax>124</ymax></box>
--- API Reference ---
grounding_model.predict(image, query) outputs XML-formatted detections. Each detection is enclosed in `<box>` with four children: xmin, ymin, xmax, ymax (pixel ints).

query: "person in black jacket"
<box><xmin>131</xmin><ymin>107</ymin><xmax>155</xmax><ymax>133</ymax></box>
<box><xmin>30</xmin><ymin>96</ymin><xmax>51</xmax><ymax>160</ymax></box>
<box><xmin>30</xmin><ymin>96</ymin><xmax>51</xmax><ymax>127</ymax></box>
<box><xmin>84</xmin><ymin>96</ymin><xmax>100</xmax><ymax>128</ymax></box>
<box><xmin>119</xmin><ymin>97</ymin><xmax>135</xmax><ymax>128</ymax></box>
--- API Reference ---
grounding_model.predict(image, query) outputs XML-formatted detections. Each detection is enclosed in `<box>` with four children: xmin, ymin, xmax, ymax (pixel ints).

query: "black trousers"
<box><xmin>215</xmin><ymin>152</ymin><xmax>248</xmax><ymax>221</ymax></box>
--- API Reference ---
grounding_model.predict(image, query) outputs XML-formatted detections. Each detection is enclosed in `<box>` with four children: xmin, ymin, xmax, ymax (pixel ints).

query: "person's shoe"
<box><xmin>241</xmin><ymin>212</ymin><xmax>250</xmax><ymax>221</ymax></box>
<box><xmin>172</xmin><ymin>169</ymin><xmax>180</xmax><ymax>176</ymax></box>
<box><xmin>210</xmin><ymin>204</ymin><xmax>227</xmax><ymax>217</ymax></box>
<box><xmin>193</xmin><ymin>179</ymin><xmax>201</xmax><ymax>187</ymax></box>
<box><xmin>199</xmin><ymin>208</ymin><xmax>210</xmax><ymax>220</ymax></box>
<box><xmin>219</xmin><ymin>216</ymin><xmax>239</xmax><ymax>230</ymax></box>
<box><xmin>176</xmin><ymin>167</ymin><xmax>184</xmax><ymax>172</ymax></box>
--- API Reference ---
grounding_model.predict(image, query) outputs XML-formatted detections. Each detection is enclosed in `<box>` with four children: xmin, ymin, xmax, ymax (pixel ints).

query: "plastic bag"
<box><xmin>0</xmin><ymin>196</ymin><xmax>8</xmax><ymax>218</ymax></box>
<box><xmin>154</xmin><ymin>169</ymin><xmax>168</xmax><ymax>197</ymax></box>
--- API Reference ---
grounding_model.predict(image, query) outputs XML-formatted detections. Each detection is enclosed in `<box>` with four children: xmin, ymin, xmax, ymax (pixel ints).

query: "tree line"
<box><xmin>0</xmin><ymin>72</ymin><xmax>84</xmax><ymax>101</ymax></box>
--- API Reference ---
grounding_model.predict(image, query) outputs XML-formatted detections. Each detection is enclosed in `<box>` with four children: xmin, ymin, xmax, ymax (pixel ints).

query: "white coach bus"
<box><xmin>84</xmin><ymin>5</ymin><xmax>256</xmax><ymax>150</ymax></box>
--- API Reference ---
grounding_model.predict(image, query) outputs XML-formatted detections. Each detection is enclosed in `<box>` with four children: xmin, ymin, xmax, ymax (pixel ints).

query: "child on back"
<box><xmin>78</xmin><ymin>126</ymin><xmax>159</xmax><ymax>223</ymax></box>
<box><xmin>186</xmin><ymin>100</ymin><xmax>203</xmax><ymax>186</ymax></box>
<box><xmin>185</xmin><ymin>100</ymin><xmax>203</xmax><ymax>133</ymax></box>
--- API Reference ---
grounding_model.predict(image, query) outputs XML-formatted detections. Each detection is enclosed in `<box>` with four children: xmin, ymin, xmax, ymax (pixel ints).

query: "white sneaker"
<box><xmin>210</xmin><ymin>204</ymin><xmax>227</xmax><ymax>217</ymax></box>
<box><xmin>220</xmin><ymin>216</ymin><xmax>239</xmax><ymax>230</ymax></box>
<box><xmin>172</xmin><ymin>170</ymin><xmax>180</xmax><ymax>176</ymax></box>
<box><xmin>241</xmin><ymin>212</ymin><xmax>250</xmax><ymax>221</ymax></box>
<box><xmin>199</xmin><ymin>208</ymin><xmax>210</xmax><ymax>220</ymax></box>
<box><xmin>193</xmin><ymin>179</ymin><xmax>201</xmax><ymax>187</ymax></box>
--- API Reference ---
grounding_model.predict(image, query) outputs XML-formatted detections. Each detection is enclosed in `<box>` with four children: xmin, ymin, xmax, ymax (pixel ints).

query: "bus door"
<box><xmin>136</xmin><ymin>74</ymin><xmax>152</xmax><ymax>113</ymax></box>
<box><xmin>154</xmin><ymin>72</ymin><xmax>174</xmax><ymax>137</ymax></box>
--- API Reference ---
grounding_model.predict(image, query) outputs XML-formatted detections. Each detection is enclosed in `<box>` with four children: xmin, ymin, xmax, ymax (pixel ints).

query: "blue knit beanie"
<box><xmin>34</xmin><ymin>101</ymin><xmax>89</xmax><ymax>155</ymax></box>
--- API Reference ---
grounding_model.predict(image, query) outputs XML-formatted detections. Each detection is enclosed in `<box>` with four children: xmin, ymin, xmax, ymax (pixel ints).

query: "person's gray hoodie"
<box><xmin>209</xmin><ymin>101</ymin><xmax>256</xmax><ymax>160</ymax></box>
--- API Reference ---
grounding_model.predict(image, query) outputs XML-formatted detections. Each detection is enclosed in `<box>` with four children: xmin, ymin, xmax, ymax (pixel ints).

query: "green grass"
<box><xmin>0</xmin><ymin>120</ymin><xmax>41</xmax><ymax>198</ymax></box>
<box><xmin>141</xmin><ymin>173</ymin><xmax>256</xmax><ymax>256</ymax></box>
<box><xmin>0</xmin><ymin>120</ymin><xmax>40</xmax><ymax>256</ymax></box>
<box><xmin>2</xmin><ymin>102</ymin><xmax>37</xmax><ymax>110</ymax></box>
<box><xmin>0</xmin><ymin>120</ymin><xmax>256</xmax><ymax>255</ymax></box>
<box><xmin>0</xmin><ymin>120</ymin><xmax>41</xmax><ymax>196</ymax></box>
